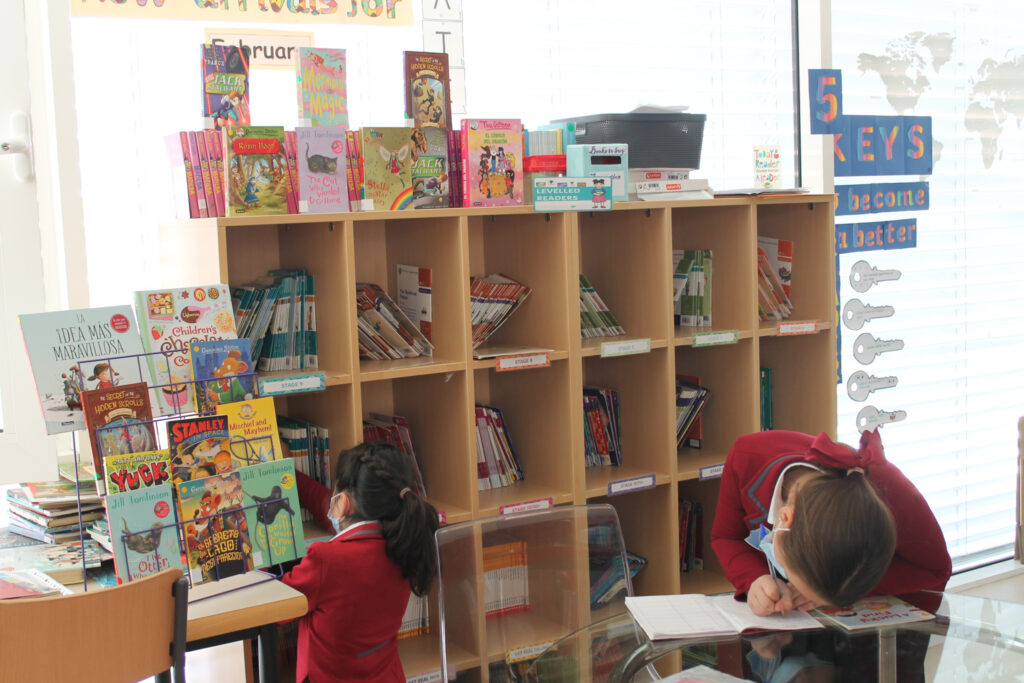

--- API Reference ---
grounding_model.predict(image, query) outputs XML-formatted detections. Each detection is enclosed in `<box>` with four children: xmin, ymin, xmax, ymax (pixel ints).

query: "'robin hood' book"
<box><xmin>106</xmin><ymin>483</ymin><xmax>184</xmax><ymax>584</ymax></box>
<box><xmin>177</xmin><ymin>471</ymin><xmax>252</xmax><ymax>585</ymax></box>
<box><xmin>223</xmin><ymin>126</ymin><xmax>289</xmax><ymax>216</ymax></box>
<box><xmin>239</xmin><ymin>458</ymin><xmax>305</xmax><ymax>568</ymax></box>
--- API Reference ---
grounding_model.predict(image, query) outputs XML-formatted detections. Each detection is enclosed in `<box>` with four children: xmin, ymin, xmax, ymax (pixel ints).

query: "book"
<box><xmin>0</xmin><ymin>569</ymin><xmax>71</xmax><ymax>599</ymax></box>
<box><xmin>297</xmin><ymin>47</ymin><xmax>348</xmax><ymax>127</ymax></box>
<box><xmin>15</xmin><ymin>481</ymin><xmax>102</xmax><ymax>508</ymax></box>
<box><xmin>355</xmin><ymin>283</ymin><xmax>434</xmax><ymax>360</ymax></box>
<box><xmin>201</xmin><ymin>43</ymin><xmax>251</xmax><ymax>130</ymax></box>
<box><xmin>166</xmin><ymin>414</ymin><xmax>232</xmax><ymax>485</ymax></box>
<box><xmin>404</xmin><ymin>51</ymin><xmax>452</xmax><ymax>129</ymax></box>
<box><xmin>625</xmin><ymin>593</ymin><xmax>822</xmax><ymax>641</ymax></box>
<box><xmin>813</xmin><ymin>595</ymin><xmax>934</xmax><ymax>631</ymax></box>
<box><xmin>678</xmin><ymin>374</ymin><xmax>707</xmax><ymax>449</ymax></box>
<box><xmin>134</xmin><ymin>284</ymin><xmax>238</xmax><ymax>415</ymax></box>
<box><xmin>105</xmin><ymin>483</ymin><xmax>185</xmax><ymax>583</ymax></box>
<box><xmin>177</xmin><ymin>471</ymin><xmax>253</xmax><ymax>584</ymax></box>
<box><xmin>461</xmin><ymin>119</ymin><xmax>525</xmax><ymax>207</ymax></box>
<box><xmin>18</xmin><ymin>305</ymin><xmax>150</xmax><ymax>435</ymax></box>
<box><xmin>217</xmin><ymin>397</ymin><xmax>283</xmax><ymax>467</ymax></box>
<box><xmin>364</xmin><ymin>413</ymin><xmax>427</xmax><ymax>496</ymax></box>
<box><xmin>579</xmin><ymin>273</ymin><xmax>625</xmax><ymax>338</ymax></box>
<box><xmin>483</xmin><ymin>538</ymin><xmax>529</xmax><ymax>616</ymax></box>
<box><xmin>410</xmin><ymin>126</ymin><xmax>450</xmax><ymax>209</ymax></box>
<box><xmin>189</xmin><ymin>338</ymin><xmax>256</xmax><ymax>414</ymax></box>
<box><xmin>103</xmin><ymin>449</ymin><xmax>172</xmax><ymax>494</ymax></box>
<box><xmin>223</xmin><ymin>126</ymin><xmax>289</xmax><ymax>216</ymax></box>
<box><xmin>469</xmin><ymin>273</ymin><xmax>532</xmax><ymax>349</ymax></box>
<box><xmin>673</xmin><ymin>250</ymin><xmax>713</xmax><ymax>328</ymax></box>
<box><xmin>184</xmin><ymin>131</ymin><xmax>209</xmax><ymax>218</ymax></box>
<box><xmin>296</xmin><ymin>125</ymin><xmax>350</xmax><ymax>213</ymax></box>
<box><xmin>757</xmin><ymin>235</ymin><xmax>794</xmax><ymax>300</ymax></box>
<box><xmin>81</xmin><ymin>382</ymin><xmax>158</xmax><ymax>475</ymax></box>
<box><xmin>360</xmin><ymin>127</ymin><xmax>418</xmax><ymax>211</ymax></box>
<box><xmin>396</xmin><ymin>264</ymin><xmax>433</xmax><ymax>343</ymax></box>
<box><xmin>239</xmin><ymin>458</ymin><xmax>306</xmax><ymax>568</ymax></box>
<box><xmin>0</xmin><ymin>540</ymin><xmax>110</xmax><ymax>584</ymax></box>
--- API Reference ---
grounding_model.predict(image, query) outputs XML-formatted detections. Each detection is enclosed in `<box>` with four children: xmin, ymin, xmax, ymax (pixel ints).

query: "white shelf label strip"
<box><xmin>507</xmin><ymin>640</ymin><xmax>556</xmax><ymax>664</ymax></box>
<box><xmin>258</xmin><ymin>372</ymin><xmax>326</xmax><ymax>396</ymax></box>
<box><xmin>495</xmin><ymin>352</ymin><xmax>551</xmax><ymax>372</ymax></box>
<box><xmin>777</xmin><ymin>320</ymin><xmax>818</xmax><ymax>336</ymax></box>
<box><xmin>699</xmin><ymin>463</ymin><xmax>724</xmax><ymax>480</ymax></box>
<box><xmin>406</xmin><ymin>669</ymin><xmax>442</xmax><ymax>683</ymax></box>
<box><xmin>608</xmin><ymin>474</ymin><xmax>656</xmax><ymax>496</ymax></box>
<box><xmin>692</xmin><ymin>330</ymin><xmax>739</xmax><ymax>347</ymax></box>
<box><xmin>500</xmin><ymin>497</ymin><xmax>553</xmax><ymax>514</ymax></box>
<box><xmin>601</xmin><ymin>338</ymin><xmax>651</xmax><ymax>358</ymax></box>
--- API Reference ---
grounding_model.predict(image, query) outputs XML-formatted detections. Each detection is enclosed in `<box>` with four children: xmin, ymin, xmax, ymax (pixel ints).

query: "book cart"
<box><xmin>160</xmin><ymin>194</ymin><xmax>837</xmax><ymax>681</ymax></box>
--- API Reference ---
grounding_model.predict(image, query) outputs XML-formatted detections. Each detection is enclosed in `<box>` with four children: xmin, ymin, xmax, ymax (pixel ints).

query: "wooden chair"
<box><xmin>0</xmin><ymin>567</ymin><xmax>188</xmax><ymax>682</ymax></box>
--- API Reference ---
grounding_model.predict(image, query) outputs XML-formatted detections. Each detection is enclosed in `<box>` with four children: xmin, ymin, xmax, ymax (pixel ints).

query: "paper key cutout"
<box><xmin>849</xmin><ymin>260</ymin><xmax>901</xmax><ymax>293</ymax></box>
<box><xmin>852</xmin><ymin>333</ymin><xmax>904</xmax><ymax>364</ymax></box>
<box><xmin>847</xmin><ymin>371</ymin><xmax>898</xmax><ymax>402</ymax></box>
<box><xmin>842</xmin><ymin>299</ymin><xmax>895</xmax><ymax>331</ymax></box>
<box><xmin>856</xmin><ymin>406</ymin><xmax>907</xmax><ymax>432</ymax></box>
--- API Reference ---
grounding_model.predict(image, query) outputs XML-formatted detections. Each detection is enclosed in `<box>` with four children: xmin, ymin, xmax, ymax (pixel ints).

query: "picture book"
<box><xmin>295</xmin><ymin>125</ymin><xmax>350</xmax><ymax>213</ymax></box>
<box><xmin>410</xmin><ymin>126</ymin><xmax>449</xmax><ymax>209</ymax></box>
<box><xmin>396</xmin><ymin>264</ymin><xmax>433</xmax><ymax>342</ymax></box>
<box><xmin>461</xmin><ymin>119</ymin><xmax>524</xmax><ymax>207</ymax></box>
<box><xmin>177</xmin><ymin>471</ymin><xmax>253</xmax><ymax>585</ymax></box>
<box><xmin>0</xmin><ymin>569</ymin><xmax>70</xmax><ymax>599</ymax></box>
<box><xmin>105</xmin><ymin>483</ymin><xmax>184</xmax><ymax>583</ymax></box>
<box><xmin>134</xmin><ymin>284</ymin><xmax>238</xmax><ymax>416</ymax></box>
<box><xmin>217</xmin><ymin>397</ymin><xmax>283</xmax><ymax>467</ymax></box>
<box><xmin>239</xmin><ymin>458</ymin><xmax>305</xmax><ymax>568</ymax></box>
<box><xmin>297</xmin><ymin>47</ymin><xmax>348</xmax><ymax>127</ymax></box>
<box><xmin>0</xmin><ymin>540</ymin><xmax>110</xmax><ymax>585</ymax></box>
<box><xmin>626</xmin><ymin>593</ymin><xmax>822</xmax><ymax>641</ymax></box>
<box><xmin>813</xmin><ymin>595</ymin><xmax>934</xmax><ymax>631</ymax></box>
<box><xmin>403</xmin><ymin>51</ymin><xmax>452</xmax><ymax>129</ymax></box>
<box><xmin>103</xmin><ymin>449</ymin><xmax>171</xmax><ymax>494</ymax></box>
<box><xmin>166</xmin><ymin>414</ymin><xmax>232</xmax><ymax>485</ymax></box>
<box><xmin>201</xmin><ymin>43</ymin><xmax>250</xmax><ymax>130</ymax></box>
<box><xmin>17</xmin><ymin>480</ymin><xmax>102</xmax><ymax>508</ymax></box>
<box><xmin>81</xmin><ymin>383</ymin><xmax>158</xmax><ymax>475</ymax></box>
<box><xmin>757</xmin><ymin>235</ymin><xmax>794</xmax><ymax>299</ymax></box>
<box><xmin>189</xmin><ymin>338</ymin><xmax>256</xmax><ymax>414</ymax></box>
<box><xmin>223</xmin><ymin>126</ymin><xmax>289</xmax><ymax>216</ymax></box>
<box><xmin>360</xmin><ymin>127</ymin><xmax>419</xmax><ymax>211</ymax></box>
<box><xmin>19</xmin><ymin>305</ymin><xmax>150</xmax><ymax>435</ymax></box>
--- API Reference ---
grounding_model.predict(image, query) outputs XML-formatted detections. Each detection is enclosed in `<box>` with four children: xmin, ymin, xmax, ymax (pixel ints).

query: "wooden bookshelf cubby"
<box><xmin>159</xmin><ymin>195</ymin><xmax>836</xmax><ymax>681</ymax></box>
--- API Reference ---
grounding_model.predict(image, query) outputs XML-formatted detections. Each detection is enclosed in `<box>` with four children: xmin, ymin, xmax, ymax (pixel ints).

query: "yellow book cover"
<box><xmin>216</xmin><ymin>397</ymin><xmax>282</xmax><ymax>467</ymax></box>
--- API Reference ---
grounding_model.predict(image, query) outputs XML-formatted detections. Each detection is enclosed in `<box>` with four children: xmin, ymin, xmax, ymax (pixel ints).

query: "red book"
<box><xmin>204</xmin><ymin>130</ymin><xmax>226</xmax><ymax>217</ymax></box>
<box><xmin>81</xmin><ymin>382</ymin><xmax>158</xmax><ymax>476</ymax></box>
<box><xmin>175</xmin><ymin>132</ymin><xmax>200</xmax><ymax>218</ymax></box>
<box><xmin>195</xmin><ymin>130</ymin><xmax>219</xmax><ymax>218</ymax></box>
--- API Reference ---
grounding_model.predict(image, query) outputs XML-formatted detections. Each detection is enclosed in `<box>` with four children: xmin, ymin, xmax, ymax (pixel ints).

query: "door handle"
<box><xmin>1</xmin><ymin>111</ymin><xmax>33</xmax><ymax>182</ymax></box>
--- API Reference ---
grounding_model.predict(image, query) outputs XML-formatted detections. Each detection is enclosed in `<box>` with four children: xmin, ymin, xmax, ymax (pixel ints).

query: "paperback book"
<box><xmin>0</xmin><ymin>540</ymin><xmax>110</xmax><ymax>585</ymax></box>
<box><xmin>166</xmin><ymin>414</ymin><xmax>232</xmax><ymax>485</ymax></box>
<box><xmin>189</xmin><ymin>338</ymin><xmax>256</xmax><ymax>414</ymax></box>
<box><xmin>178</xmin><ymin>471</ymin><xmax>253</xmax><ymax>584</ymax></box>
<box><xmin>360</xmin><ymin>127</ymin><xmax>419</xmax><ymax>211</ymax></box>
<box><xmin>103</xmin><ymin>449</ymin><xmax>172</xmax><ymax>494</ymax></box>
<box><xmin>410</xmin><ymin>126</ymin><xmax>450</xmax><ymax>209</ymax></box>
<box><xmin>297</xmin><ymin>47</ymin><xmax>348</xmax><ymax>127</ymax></box>
<box><xmin>81</xmin><ymin>382</ymin><xmax>159</xmax><ymax>475</ymax></box>
<box><xmin>239</xmin><ymin>458</ymin><xmax>305</xmax><ymax>568</ymax></box>
<box><xmin>295</xmin><ymin>125</ymin><xmax>349</xmax><ymax>213</ymax></box>
<box><xmin>396</xmin><ymin>265</ymin><xmax>433</xmax><ymax>343</ymax></box>
<box><xmin>278</xmin><ymin>415</ymin><xmax>331</xmax><ymax>491</ymax></box>
<box><xmin>201</xmin><ymin>43</ymin><xmax>250</xmax><ymax>130</ymax></box>
<box><xmin>106</xmin><ymin>483</ymin><xmax>185</xmax><ymax>583</ymax></box>
<box><xmin>217</xmin><ymin>397</ymin><xmax>283</xmax><ymax>467</ymax></box>
<box><xmin>404</xmin><ymin>51</ymin><xmax>452</xmax><ymax>128</ymax></box>
<box><xmin>673</xmin><ymin>250</ymin><xmax>713</xmax><ymax>328</ymax></box>
<box><xmin>461</xmin><ymin>119</ymin><xmax>524</xmax><ymax>207</ymax></box>
<box><xmin>355</xmin><ymin>282</ymin><xmax>434</xmax><ymax>360</ymax></box>
<box><xmin>813</xmin><ymin>596</ymin><xmax>934</xmax><ymax>631</ymax></box>
<box><xmin>0</xmin><ymin>569</ymin><xmax>70</xmax><ymax>599</ymax></box>
<box><xmin>363</xmin><ymin>413</ymin><xmax>426</xmax><ymax>496</ymax></box>
<box><xmin>469</xmin><ymin>274</ymin><xmax>532</xmax><ymax>349</ymax></box>
<box><xmin>223</xmin><ymin>126</ymin><xmax>289</xmax><ymax>216</ymax></box>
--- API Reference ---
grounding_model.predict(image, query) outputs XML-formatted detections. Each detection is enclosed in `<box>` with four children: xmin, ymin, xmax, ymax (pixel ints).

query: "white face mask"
<box><xmin>328</xmin><ymin>493</ymin><xmax>344</xmax><ymax>533</ymax></box>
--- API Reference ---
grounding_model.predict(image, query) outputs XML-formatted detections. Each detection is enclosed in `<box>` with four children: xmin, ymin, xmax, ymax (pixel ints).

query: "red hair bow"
<box><xmin>807</xmin><ymin>428</ymin><xmax>886</xmax><ymax>472</ymax></box>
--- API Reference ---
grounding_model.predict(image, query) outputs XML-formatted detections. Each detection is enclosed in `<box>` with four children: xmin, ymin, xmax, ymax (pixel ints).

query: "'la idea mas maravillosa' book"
<box><xmin>295</xmin><ymin>125</ymin><xmax>349</xmax><ymax>213</ymax></box>
<box><xmin>81</xmin><ymin>382</ymin><xmax>159</xmax><ymax>475</ymax></box>
<box><xmin>19</xmin><ymin>305</ymin><xmax>150</xmax><ymax>435</ymax></box>
<box><xmin>217</xmin><ymin>397</ymin><xmax>283</xmax><ymax>468</ymax></box>
<box><xmin>404</xmin><ymin>50</ymin><xmax>452</xmax><ymax>129</ymax></box>
<box><xmin>134</xmin><ymin>284</ymin><xmax>238</xmax><ymax>416</ymax></box>
<box><xmin>201</xmin><ymin>43</ymin><xmax>250</xmax><ymax>130</ymax></box>
<box><xmin>223</xmin><ymin>126</ymin><xmax>289</xmax><ymax>216</ymax></box>
<box><xmin>105</xmin><ymin>482</ymin><xmax>184</xmax><ymax>584</ymax></box>
<box><xmin>461</xmin><ymin>118</ymin><xmax>524</xmax><ymax>207</ymax></box>
<box><xmin>813</xmin><ymin>595</ymin><xmax>935</xmax><ymax>631</ymax></box>
<box><xmin>189</xmin><ymin>338</ymin><xmax>256</xmax><ymax>414</ymax></box>
<box><xmin>297</xmin><ymin>47</ymin><xmax>348</xmax><ymax>127</ymax></box>
<box><xmin>361</xmin><ymin>127</ymin><xmax>420</xmax><ymax>211</ymax></box>
<box><xmin>239</xmin><ymin>458</ymin><xmax>305</xmax><ymax>568</ymax></box>
<box><xmin>166</xmin><ymin>414</ymin><xmax>232</xmax><ymax>485</ymax></box>
<box><xmin>178</xmin><ymin>471</ymin><xmax>252</xmax><ymax>585</ymax></box>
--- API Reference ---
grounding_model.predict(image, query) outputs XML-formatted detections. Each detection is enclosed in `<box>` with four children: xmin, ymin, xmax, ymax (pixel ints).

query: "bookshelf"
<box><xmin>160</xmin><ymin>195</ymin><xmax>837</xmax><ymax>681</ymax></box>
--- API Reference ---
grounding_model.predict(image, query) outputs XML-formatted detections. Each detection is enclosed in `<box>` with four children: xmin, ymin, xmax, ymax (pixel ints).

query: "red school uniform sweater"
<box><xmin>710</xmin><ymin>429</ymin><xmax>952</xmax><ymax>601</ymax></box>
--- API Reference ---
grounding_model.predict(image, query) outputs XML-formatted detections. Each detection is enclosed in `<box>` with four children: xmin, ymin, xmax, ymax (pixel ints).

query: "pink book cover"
<box><xmin>195</xmin><ymin>130</ymin><xmax>219</xmax><ymax>218</ymax></box>
<box><xmin>204</xmin><ymin>130</ymin><xmax>226</xmax><ymax>217</ymax></box>
<box><xmin>297</xmin><ymin>47</ymin><xmax>348</xmax><ymax>127</ymax></box>
<box><xmin>286</xmin><ymin>131</ymin><xmax>300</xmax><ymax>214</ymax></box>
<box><xmin>296</xmin><ymin>126</ymin><xmax>349</xmax><ymax>214</ymax></box>
<box><xmin>461</xmin><ymin>119</ymin><xmax>524</xmax><ymax>207</ymax></box>
<box><xmin>173</xmin><ymin>132</ymin><xmax>200</xmax><ymax>218</ymax></box>
<box><xmin>186</xmin><ymin>131</ymin><xmax>210</xmax><ymax>218</ymax></box>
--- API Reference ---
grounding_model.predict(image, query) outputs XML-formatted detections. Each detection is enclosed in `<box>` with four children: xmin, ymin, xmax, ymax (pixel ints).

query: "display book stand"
<box><xmin>158</xmin><ymin>195</ymin><xmax>838</xmax><ymax>681</ymax></box>
<box><xmin>63</xmin><ymin>346</ymin><xmax>301</xmax><ymax>601</ymax></box>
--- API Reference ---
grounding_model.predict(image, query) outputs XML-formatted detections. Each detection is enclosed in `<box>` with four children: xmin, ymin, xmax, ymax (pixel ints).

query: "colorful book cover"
<box><xmin>461</xmin><ymin>119</ymin><xmax>524</xmax><ymax>207</ymax></box>
<box><xmin>814</xmin><ymin>595</ymin><xmax>934</xmax><ymax>631</ymax></box>
<box><xmin>201</xmin><ymin>43</ymin><xmax>250</xmax><ymax>130</ymax></box>
<box><xmin>166</xmin><ymin>414</ymin><xmax>232</xmax><ymax>485</ymax></box>
<box><xmin>19</xmin><ymin>305</ymin><xmax>150</xmax><ymax>435</ymax></box>
<box><xmin>175</xmin><ymin>131</ymin><xmax>201</xmax><ymax>218</ymax></box>
<box><xmin>223</xmin><ymin>126</ymin><xmax>289</xmax><ymax>216</ymax></box>
<box><xmin>105</xmin><ymin>483</ymin><xmax>184</xmax><ymax>583</ymax></box>
<box><xmin>177</xmin><ymin>471</ymin><xmax>253</xmax><ymax>585</ymax></box>
<box><xmin>296</xmin><ymin>125</ymin><xmax>350</xmax><ymax>213</ymax></box>
<box><xmin>189</xmin><ymin>338</ymin><xmax>256</xmax><ymax>414</ymax></box>
<box><xmin>0</xmin><ymin>540</ymin><xmax>109</xmax><ymax>584</ymax></box>
<box><xmin>360</xmin><ymin>127</ymin><xmax>419</xmax><ymax>211</ymax></box>
<box><xmin>216</xmin><ymin>397</ymin><xmax>283</xmax><ymax>467</ymax></box>
<box><xmin>103</xmin><ymin>449</ymin><xmax>172</xmax><ymax>494</ymax></box>
<box><xmin>81</xmin><ymin>383</ymin><xmax>159</xmax><ymax>475</ymax></box>
<box><xmin>404</xmin><ymin>51</ymin><xmax>452</xmax><ymax>129</ymax></box>
<box><xmin>297</xmin><ymin>47</ymin><xmax>348</xmax><ymax>127</ymax></box>
<box><xmin>410</xmin><ymin>126</ymin><xmax>449</xmax><ymax>209</ymax></box>
<box><xmin>134</xmin><ymin>284</ymin><xmax>238</xmax><ymax>415</ymax></box>
<box><xmin>239</xmin><ymin>458</ymin><xmax>305</xmax><ymax>568</ymax></box>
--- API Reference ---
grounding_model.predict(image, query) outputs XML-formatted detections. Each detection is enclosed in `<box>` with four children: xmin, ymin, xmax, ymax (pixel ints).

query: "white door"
<box><xmin>0</xmin><ymin>0</ymin><xmax>56</xmax><ymax>483</ymax></box>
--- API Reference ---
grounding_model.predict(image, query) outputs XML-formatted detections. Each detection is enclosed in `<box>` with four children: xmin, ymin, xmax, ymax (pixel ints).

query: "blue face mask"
<box><xmin>758</xmin><ymin>524</ymin><xmax>790</xmax><ymax>581</ymax></box>
<box><xmin>328</xmin><ymin>493</ymin><xmax>344</xmax><ymax>534</ymax></box>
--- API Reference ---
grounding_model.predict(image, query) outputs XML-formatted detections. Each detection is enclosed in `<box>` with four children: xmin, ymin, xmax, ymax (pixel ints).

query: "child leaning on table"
<box><xmin>710</xmin><ymin>428</ymin><xmax>951</xmax><ymax>617</ymax></box>
<box><xmin>281</xmin><ymin>441</ymin><xmax>439</xmax><ymax>683</ymax></box>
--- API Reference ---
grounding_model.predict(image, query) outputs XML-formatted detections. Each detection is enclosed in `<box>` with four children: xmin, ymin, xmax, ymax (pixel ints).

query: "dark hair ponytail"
<box><xmin>334</xmin><ymin>441</ymin><xmax>439</xmax><ymax>596</ymax></box>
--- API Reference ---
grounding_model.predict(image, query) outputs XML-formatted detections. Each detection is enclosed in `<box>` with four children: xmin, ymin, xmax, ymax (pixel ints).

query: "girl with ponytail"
<box><xmin>282</xmin><ymin>441</ymin><xmax>439</xmax><ymax>682</ymax></box>
<box><xmin>711</xmin><ymin>429</ymin><xmax>951</xmax><ymax>617</ymax></box>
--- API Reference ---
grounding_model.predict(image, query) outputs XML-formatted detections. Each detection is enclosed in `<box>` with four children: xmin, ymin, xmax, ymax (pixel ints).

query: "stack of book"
<box><xmin>579</xmin><ymin>274</ymin><xmax>625</xmax><ymax>338</ymax></box>
<box><xmin>673</xmin><ymin>250</ymin><xmax>713</xmax><ymax>328</ymax></box>
<box><xmin>469</xmin><ymin>274</ymin><xmax>532</xmax><ymax>349</ymax></box>
<box><xmin>6</xmin><ymin>482</ymin><xmax>103</xmax><ymax>545</ymax></box>
<box><xmin>232</xmin><ymin>281</ymin><xmax>285</xmax><ymax>368</ymax></box>
<box><xmin>0</xmin><ymin>539</ymin><xmax>111</xmax><ymax>585</ymax></box>
<box><xmin>279</xmin><ymin>415</ymin><xmax>331</xmax><ymax>492</ymax></box>
<box><xmin>676</xmin><ymin>376</ymin><xmax>711</xmax><ymax>449</ymax></box>
<box><xmin>757</xmin><ymin>236</ymin><xmax>794</xmax><ymax>322</ymax></box>
<box><xmin>398</xmin><ymin>593</ymin><xmax>430</xmax><ymax>639</ymax></box>
<box><xmin>589</xmin><ymin>550</ymin><xmax>647</xmax><ymax>610</ymax></box>
<box><xmin>362</xmin><ymin>413</ymin><xmax>427</xmax><ymax>496</ymax></box>
<box><xmin>583</xmin><ymin>387</ymin><xmax>622</xmax><ymax>467</ymax></box>
<box><xmin>760</xmin><ymin>366</ymin><xmax>774</xmax><ymax>431</ymax></box>
<box><xmin>356</xmin><ymin>282</ymin><xmax>434</xmax><ymax>360</ymax></box>
<box><xmin>474</xmin><ymin>404</ymin><xmax>524</xmax><ymax>491</ymax></box>
<box><xmin>87</xmin><ymin>518</ymin><xmax>112</xmax><ymax>553</ymax></box>
<box><xmin>482</xmin><ymin>538</ymin><xmax>529</xmax><ymax>617</ymax></box>
<box><xmin>0</xmin><ymin>568</ymin><xmax>72</xmax><ymax>599</ymax></box>
<box><xmin>255</xmin><ymin>270</ymin><xmax>319</xmax><ymax>372</ymax></box>
<box><xmin>678</xmin><ymin>499</ymin><xmax>704</xmax><ymax>572</ymax></box>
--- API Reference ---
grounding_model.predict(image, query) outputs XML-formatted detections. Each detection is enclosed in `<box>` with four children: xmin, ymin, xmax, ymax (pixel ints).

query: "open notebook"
<box><xmin>626</xmin><ymin>593</ymin><xmax>823</xmax><ymax>641</ymax></box>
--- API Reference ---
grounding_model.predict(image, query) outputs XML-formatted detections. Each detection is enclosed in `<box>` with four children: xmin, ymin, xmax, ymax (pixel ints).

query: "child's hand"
<box><xmin>786</xmin><ymin>584</ymin><xmax>822</xmax><ymax>612</ymax></box>
<box><xmin>748</xmin><ymin>574</ymin><xmax>796</xmax><ymax>616</ymax></box>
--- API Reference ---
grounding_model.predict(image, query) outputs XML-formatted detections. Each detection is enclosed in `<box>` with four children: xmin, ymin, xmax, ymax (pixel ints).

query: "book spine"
<box><xmin>195</xmin><ymin>130</ymin><xmax>219</xmax><ymax>218</ymax></box>
<box><xmin>177</xmin><ymin>132</ymin><xmax>201</xmax><ymax>218</ymax></box>
<box><xmin>207</xmin><ymin>130</ymin><xmax>227</xmax><ymax>218</ymax></box>
<box><xmin>461</xmin><ymin>123</ymin><xmax>470</xmax><ymax>209</ymax></box>
<box><xmin>284</xmin><ymin>131</ymin><xmax>299</xmax><ymax>214</ymax></box>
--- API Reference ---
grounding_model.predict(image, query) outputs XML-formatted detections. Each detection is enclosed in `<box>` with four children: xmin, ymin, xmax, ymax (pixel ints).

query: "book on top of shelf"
<box><xmin>239</xmin><ymin>458</ymin><xmax>306</xmax><ymax>568</ymax></box>
<box><xmin>404</xmin><ymin>51</ymin><xmax>452</xmax><ymax>129</ymax></box>
<box><xmin>189</xmin><ymin>338</ymin><xmax>256</xmax><ymax>414</ymax></box>
<box><xmin>410</xmin><ymin>126</ymin><xmax>450</xmax><ymax>209</ymax></box>
<box><xmin>81</xmin><ymin>382</ymin><xmax>159</xmax><ymax>475</ymax></box>
<box><xmin>396</xmin><ymin>264</ymin><xmax>433</xmax><ymax>343</ymax></box>
<box><xmin>105</xmin><ymin>482</ymin><xmax>185</xmax><ymax>584</ymax></box>
<box><xmin>18</xmin><ymin>305</ymin><xmax>150</xmax><ymax>435</ymax></box>
<box><xmin>103</xmin><ymin>450</ymin><xmax>172</xmax><ymax>495</ymax></box>
<box><xmin>217</xmin><ymin>397</ymin><xmax>284</xmax><ymax>468</ymax></box>
<box><xmin>223</xmin><ymin>126</ymin><xmax>289</xmax><ymax>216</ymax></box>
<box><xmin>177</xmin><ymin>471</ymin><xmax>253</xmax><ymax>585</ymax></box>
<box><xmin>0</xmin><ymin>568</ymin><xmax>71</xmax><ymax>599</ymax></box>
<box><xmin>813</xmin><ymin>595</ymin><xmax>934</xmax><ymax>631</ymax></box>
<box><xmin>13</xmin><ymin>482</ymin><xmax>102</xmax><ymax>511</ymax></box>
<box><xmin>201</xmin><ymin>43</ymin><xmax>250</xmax><ymax>130</ymax></box>
<box><xmin>297</xmin><ymin>47</ymin><xmax>348</xmax><ymax>127</ymax></box>
<box><xmin>134</xmin><ymin>284</ymin><xmax>238</xmax><ymax>416</ymax></box>
<box><xmin>296</xmin><ymin>125</ymin><xmax>350</xmax><ymax>214</ymax></box>
<box><xmin>461</xmin><ymin>118</ymin><xmax>525</xmax><ymax>207</ymax></box>
<box><xmin>360</xmin><ymin>127</ymin><xmax>420</xmax><ymax>211</ymax></box>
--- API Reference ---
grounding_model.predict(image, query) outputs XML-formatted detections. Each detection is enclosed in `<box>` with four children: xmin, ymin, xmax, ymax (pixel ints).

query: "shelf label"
<box><xmin>438</xmin><ymin>510</ymin><xmax>446</xmax><ymax>525</ymax></box>
<box><xmin>406</xmin><ymin>670</ymin><xmax>442</xmax><ymax>683</ymax></box>
<box><xmin>699</xmin><ymin>463</ymin><xmax>724</xmax><ymax>480</ymax></box>
<box><xmin>495</xmin><ymin>352</ymin><xmax>551</xmax><ymax>372</ymax></box>
<box><xmin>693</xmin><ymin>330</ymin><xmax>738</xmax><ymax>347</ymax></box>
<box><xmin>778</xmin><ymin>320</ymin><xmax>818</xmax><ymax>336</ymax></box>
<box><xmin>601</xmin><ymin>338</ymin><xmax>651</xmax><ymax>358</ymax></box>
<box><xmin>506</xmin><ymin>640</ymin><xmax>556</xmax><ymax>664</ymax></box>
<box><xmin>258</xmin><ymin>372</ymin><xmax>326</xmax><ymax>396</ymax></box>
<box><xmin>608</xmin><ymin>474</ymin><xmax>656</xmax><ymax>496</ymax></box>
<box><xmin>500</xmin><ymin>497</ymin><xmax>553</xmax><ymax>515</ymax></box>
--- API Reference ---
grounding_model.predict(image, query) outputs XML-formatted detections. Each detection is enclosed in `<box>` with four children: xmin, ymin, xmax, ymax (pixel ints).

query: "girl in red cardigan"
<box><xmin>282</xmin><ymin>441</ymin><xmax>439</xmax><ymax>682</ymax></box>
<box><xmin>711</xmin><ymin>428</ymin><xmax>951</xmax><ymax>617</ymax></box>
